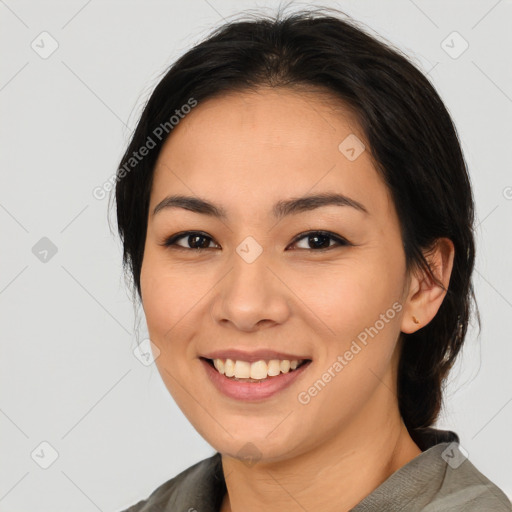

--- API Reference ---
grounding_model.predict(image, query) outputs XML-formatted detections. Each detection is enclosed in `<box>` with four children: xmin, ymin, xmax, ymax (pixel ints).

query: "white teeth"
<box><xmin>234</xmin><ymin>360</ymin><xmax>251</xmax><ymax>378</ymax></box>
<box><xmin>224</xmin><ymin>358</ymin><xmax>235</xmax><ymax>377</ymax></box>
<box><xmin>211</xmin><ymin>358</ymin><xmax>306</xmax><ymax>380</ymax></box>
<box><xmin>280</xmin><ymin>360</ymin><xmax>291</xmax><ymax>373</ymax></box>
<box><xmin>267</xmin><ymin>359</ymin><xmax>281</xmax><ymax>376</ymax></box>
<box><xmin>250</xmin><ymin>360</ymin><xmax>268</xmax><ymax>379</ymax></box>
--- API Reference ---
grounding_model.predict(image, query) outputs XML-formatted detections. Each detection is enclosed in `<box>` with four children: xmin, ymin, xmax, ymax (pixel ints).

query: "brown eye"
<box><xmin>161</xmin><ymin>231</ymin><xmax>218</xmax><ymax>250</ymax></box>
<box><xmin>161</xmin><ymin>230</ymin><xmax>350</xmax><ymax>252</ymax></box>
<box><xmin>288</xmin><ymin>231</ymin><xmax>350</xmax><ymax>251</ymax></box>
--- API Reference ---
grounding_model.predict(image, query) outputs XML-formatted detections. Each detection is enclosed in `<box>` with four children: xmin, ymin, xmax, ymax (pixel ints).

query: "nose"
<box><xmin>209</xmin><ymin>249</ymin><xmax>291</xmax><ymax>332</ymax></box>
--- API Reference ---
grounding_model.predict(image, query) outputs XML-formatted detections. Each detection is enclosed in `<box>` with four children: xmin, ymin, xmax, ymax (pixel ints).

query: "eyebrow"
<box><xmin>152</xmin><ymin>192</ymin><xmax>369</xmax><ymax>220</ymax></box>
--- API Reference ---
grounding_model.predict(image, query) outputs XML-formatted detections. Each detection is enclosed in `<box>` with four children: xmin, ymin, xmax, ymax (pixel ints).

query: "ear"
<box><xmin>400</xmin><ymin>238</ymin><xmax>455</xmax><ymax>334</ymax></box>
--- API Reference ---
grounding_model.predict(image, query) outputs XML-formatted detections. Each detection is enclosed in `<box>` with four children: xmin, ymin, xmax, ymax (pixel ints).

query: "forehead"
<box><xmin>150</xmin><ymin>88</ymin><xmax>393</xmax><ymax>220</ymax></box>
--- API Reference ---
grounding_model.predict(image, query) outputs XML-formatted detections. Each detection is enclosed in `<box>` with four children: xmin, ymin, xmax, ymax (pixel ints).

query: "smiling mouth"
<box><xmin>202</xmin><ymin>357</ymin><xmax>311</xmax><ymax>382</ymax></box>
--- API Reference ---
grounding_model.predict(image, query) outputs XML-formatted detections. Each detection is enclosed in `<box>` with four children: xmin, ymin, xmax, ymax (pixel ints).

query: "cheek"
<box><xmin>301</xmin><ymin>258</ymin><xmax>402</xmax><ymax>336</ymax></box>
<box><xmin>140</xmin><ymin>252</ymin><xmax>201</xmax><ymax>342</ymax></box>
<box><xmin>304</xmin><ymin>255</ymin><xmax>405</xmax><ymax>398</ymax></box>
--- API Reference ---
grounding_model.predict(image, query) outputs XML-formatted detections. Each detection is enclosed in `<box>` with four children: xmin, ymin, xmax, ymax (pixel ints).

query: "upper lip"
<box><xmin>201</xmin><ymin>349</ymin><xmax>311</xmax><ymax>363</ymax></box>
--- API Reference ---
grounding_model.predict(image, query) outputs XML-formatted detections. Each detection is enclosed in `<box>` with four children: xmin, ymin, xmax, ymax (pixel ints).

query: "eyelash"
<box><xmin>160</xmin><ymin>230</ymin><xmax>351</xmax><ymax>252</ymax></box>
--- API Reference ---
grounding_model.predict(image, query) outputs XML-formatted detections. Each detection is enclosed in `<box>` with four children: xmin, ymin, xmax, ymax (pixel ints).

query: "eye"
<box><xmin>287</xmin><ymin>230</ymin><xmax>351</xmax><ymax>251</ymax></box>
<box><xmin>160</xmin><ymin>231</ymin><xmax>218</xmax><ymax>251</ymax></box>
<box><xmin>160</xmin><ymin>230</ymin><xmax>350</xmax><ymax>252</ymax></box>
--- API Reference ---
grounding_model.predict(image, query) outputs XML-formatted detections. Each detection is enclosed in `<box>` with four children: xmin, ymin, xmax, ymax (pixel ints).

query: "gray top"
<box><xmin>119</xmin><ymin>429</ymin><xmax>511</xmax><ymax>511</ymax></box>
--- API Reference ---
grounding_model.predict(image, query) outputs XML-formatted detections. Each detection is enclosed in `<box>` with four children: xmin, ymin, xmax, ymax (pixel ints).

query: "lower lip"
<box><xmin>201</xmin><ymin>358</ymin><xmax>312</xmax><ymax>401</ymax></box>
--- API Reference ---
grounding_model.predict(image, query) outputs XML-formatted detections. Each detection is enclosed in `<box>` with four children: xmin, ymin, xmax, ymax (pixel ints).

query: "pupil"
<box><xmin>190</xmin><ymin>235</ymin><xmax>209</xmax><ymax>249</ymax></box>
<box><xmin>309</xmin><ymin>234</ymin><xmax>330</xmax><ymax>249</ymax></box>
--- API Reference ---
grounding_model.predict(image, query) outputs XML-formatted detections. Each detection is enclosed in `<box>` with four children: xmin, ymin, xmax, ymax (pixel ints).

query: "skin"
<box><xmin>140</xmin><ymin>87</ymin><xmax>455</xmax><ymax>512</ymax></box>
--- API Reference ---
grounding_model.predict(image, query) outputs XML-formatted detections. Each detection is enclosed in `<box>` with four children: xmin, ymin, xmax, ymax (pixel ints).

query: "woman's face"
<box><xmin>140</xmin><ymin>88</ymin><xmax>412</xmax><ymax>462</ymax></box>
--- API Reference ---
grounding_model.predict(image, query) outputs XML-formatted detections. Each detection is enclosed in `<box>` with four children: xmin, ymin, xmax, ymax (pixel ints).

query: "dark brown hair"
<box><xmin>112</xmin><ymin>6</ymin><xmax>479</xmax><ymax>441</ymax></box>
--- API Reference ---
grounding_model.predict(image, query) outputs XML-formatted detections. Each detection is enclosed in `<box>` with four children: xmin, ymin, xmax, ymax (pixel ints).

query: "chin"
<box><xmin>204</xmin><ymin>426</ymin><xmax>307</xmax><ymax>465</ymax></box>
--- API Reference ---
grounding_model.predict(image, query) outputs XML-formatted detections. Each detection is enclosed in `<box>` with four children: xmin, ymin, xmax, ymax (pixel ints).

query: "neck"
<box><xmin>219</xmin><ymin>386</ymin><xmax>421</xmax><ymax>512</ymax></box>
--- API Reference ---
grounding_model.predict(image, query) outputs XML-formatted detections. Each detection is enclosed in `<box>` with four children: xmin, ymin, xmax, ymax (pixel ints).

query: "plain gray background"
<box><xmin>1</xmin><ymin>0</ymin><xmax>511</xmax><ymax>510</ymax></box>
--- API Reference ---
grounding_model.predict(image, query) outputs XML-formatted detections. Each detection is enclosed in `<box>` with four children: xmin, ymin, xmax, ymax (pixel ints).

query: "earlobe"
<box><xmin>400</xmin><ymin>271</ymin><xmax>423</xmax><ymax>334</ymax></box>
<box><xmin>400</xmin><ymin>238</ymin><xmax>455</xmax><ymax>334</ymax></box>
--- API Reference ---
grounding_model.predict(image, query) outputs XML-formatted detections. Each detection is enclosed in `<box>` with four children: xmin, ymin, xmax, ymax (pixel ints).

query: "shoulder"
<box><xmin>423</xmin><ymin>442</ymin><xmax>511</xmax><ymax>512</ymax></box>
<box><xmin>351</xmin><ymin>434</ymin><xmax>511</xmax><ymax>512</ymax></box>
<box><xmin>117</xmin><ymin>452</ymin><xmax>224</xmax><ymax>512</ymax></box>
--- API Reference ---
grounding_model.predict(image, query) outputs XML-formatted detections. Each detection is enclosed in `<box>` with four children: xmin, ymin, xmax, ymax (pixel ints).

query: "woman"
<box><xmin>114</xmin><ymin>7</ymin><xmax>511</xmax><ymax>512</ymax></box>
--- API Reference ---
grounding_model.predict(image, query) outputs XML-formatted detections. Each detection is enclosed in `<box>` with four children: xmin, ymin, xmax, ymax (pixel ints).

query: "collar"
<box><xmin>350</xmin><ymin>429</ymin><xmax>459</xmax><ymax>511</ymax></box>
